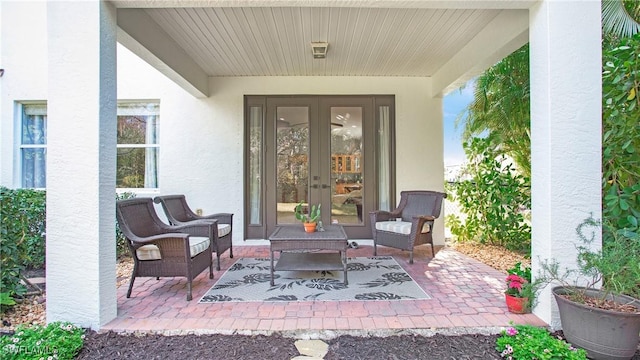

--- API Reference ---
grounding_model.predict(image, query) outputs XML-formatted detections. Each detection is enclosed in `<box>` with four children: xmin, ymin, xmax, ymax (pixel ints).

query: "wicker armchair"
<box><xmin>116</xmin><ymin>197</ymin><xmax>215</xmax><ymax>301</ymax></box>
<box><xmin>154</xmin><ymin>195</ymin><xmax>233</xmax><ymax>271</ymax></box>
<box><xmin>369</xmin><ymin>190</ymin><xmax>447</xmax><ymax>264</ymax></box>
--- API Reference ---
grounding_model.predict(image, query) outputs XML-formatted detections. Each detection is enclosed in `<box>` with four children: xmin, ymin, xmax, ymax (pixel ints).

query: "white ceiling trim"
<box><xmin>432</xmin><ymin>9</ymin><xmax>529</xmax><ymax>96</ymax></box>
<box><xmin>112</xmin><ymin>0</ymin><xmax>538</xmax><ymax>10</ymax></box>
<box><xmin>118</xmin><ymin>8</ymin><xmax>210</xmax><ymax>97</ymax></box>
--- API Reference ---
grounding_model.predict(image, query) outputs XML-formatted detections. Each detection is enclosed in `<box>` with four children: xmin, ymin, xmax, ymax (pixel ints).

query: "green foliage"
<box><xmin>0</xmin><ymin>321</ymin><xmax>85</xmax><ymax>360</ymax></box>
<box><xmin>294</xmin><ymin>202</ymin><xmax>321</xmax><ymax>223</ymax></box>
<box><xmin>0</xmin><ymin>187</ymin><xmax>46</xmax><ymax>308</ymax></box>
<box><xmin>496</xmin><ymin>324</ymin><xmax>587</xmax><ymax>360</ymax></box>
<box><xmin>602</xmin><ymin>33</ymin><xmax>640</xmax><ymax>250</ymax></box>
<box><xmin>116</xmin><ymin>192</ymin><xmax>136</xmax><ymax>258</ymax></box>
<box><xmin>597</xmin><ymin>223</ymin><xmax>640</xmax><ymax>299</ymax></box>
<box><xmin>602</xmin><ymin>0</ymin><xmax>640</xmax><ymax>38</ymax></box>
<box><xmin>448</xmin><ymin>136</ymin><xmax>531</xmax><ymax>252</ymax></box>
<box><xmin>0</xmin><ymin>292</ymin><xmax>17</xmax><ymax>306</ymax></box>
<box><xmin>460</xmin><ymin>44</ymin><xmax>531</xmax><ymax>177</ymax></box>
<box><xmin>538</xmin><ymin>215</ymin><xmax>640</xmax><ymax>303</ymax></box>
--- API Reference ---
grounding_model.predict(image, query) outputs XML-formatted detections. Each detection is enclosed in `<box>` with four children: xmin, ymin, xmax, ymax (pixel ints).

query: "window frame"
<box><xmin>17</xmin><ymin>102</ymin><xmax>48</xmax><ymax>189</ymax></box>
<box><xmin>14</xmin><ymin>100</ymin><xmax>161</xmax><ymax>191</ymax></box>
<box><xmin>116</xmin><ymin>101</ymin><xmax>160</xmax><ymax>192</ymax></box>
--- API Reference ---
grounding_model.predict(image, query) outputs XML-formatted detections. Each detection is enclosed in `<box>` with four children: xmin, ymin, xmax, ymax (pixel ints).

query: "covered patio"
<box><xmin>28</xmin><ymin>0</ymin><xmax>602</xmax><ymax>332</ymax></box>
<box><xmin>103</xmin><ymin>245</ymin><xmax>545</xmax><ymax>334</ymax></box>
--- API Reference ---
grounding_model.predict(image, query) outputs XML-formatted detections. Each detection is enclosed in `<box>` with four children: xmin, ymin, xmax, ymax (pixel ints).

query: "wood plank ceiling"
<box><xmin>144</xmin><ymin>7</ymin><xmax>502</xmax><ymax>77</ymax></box>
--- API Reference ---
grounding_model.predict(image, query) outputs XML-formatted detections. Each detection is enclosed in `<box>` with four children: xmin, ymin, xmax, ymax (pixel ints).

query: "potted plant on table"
<box><xmin>504</xmin><ymin>262</ymin><xmax>535</xmax><ymax>314</ymax></box>
<box><xmin>294</xmin><ymin>202</ymin><xmax>321</xmax><ymax>233</ymax></box>
<box><xmin>539</xmin><ymin>216</ymin><xmax>640</xmax><ymax>360</ymax></box>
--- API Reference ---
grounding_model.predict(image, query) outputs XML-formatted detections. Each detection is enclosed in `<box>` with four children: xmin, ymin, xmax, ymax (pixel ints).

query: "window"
<box><xmin>20</xmin><ymin>104</ymin><xmax>47</xmax><ymax>188</ymax></box>
<box><xmin>117</xmin><ymin>102</ymin><xmax>159</xmax><ymax>189</ymax></box>
<box><xmin>16</xmin><ymin>101</ymin><xmax>159</xmax><ymax>190</ymax></box>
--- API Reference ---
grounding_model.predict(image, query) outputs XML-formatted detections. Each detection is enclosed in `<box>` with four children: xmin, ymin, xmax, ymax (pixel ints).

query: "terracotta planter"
<box><xmin>303</xmin><ymin>222</ymin><xmax>317</xmax><ymax>233</ymax></box>
<box><xmin>505</xmin><ymin>294</ymin><xmax>529</xmax><ymax>314</ymax></box>
<box><xmin>553</xmin><ymin>286</ymin><xmax>640</xmax><ymax>360</ymax></box>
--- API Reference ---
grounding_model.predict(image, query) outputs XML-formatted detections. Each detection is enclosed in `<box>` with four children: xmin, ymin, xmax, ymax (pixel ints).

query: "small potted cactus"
<box><xmin>294</xmin><ymin>202</ymin><xmax>321</xmax><ymax>232</ymax></box>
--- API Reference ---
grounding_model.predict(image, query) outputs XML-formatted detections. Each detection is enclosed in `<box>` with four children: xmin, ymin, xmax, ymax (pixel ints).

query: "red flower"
<box><xmin>509</xmin><ymin>280</ymin><xmax>523</xmax><ymax>290</ymax></box>
<box><xmin>506</xmin><ymin>274</ymin><xmax>524</xmax><ymax>283</ymax></box>
<box><xmin>505</xmin><ymin>274</ymin><xmax>527</xmax><ymax>296</ymax></box>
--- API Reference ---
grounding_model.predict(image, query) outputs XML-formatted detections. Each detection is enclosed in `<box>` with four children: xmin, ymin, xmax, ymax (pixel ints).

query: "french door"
<box><xmin>245</xmin><ymin>95</ymin><xmax>394</xmax><ymax>239</ymax></box>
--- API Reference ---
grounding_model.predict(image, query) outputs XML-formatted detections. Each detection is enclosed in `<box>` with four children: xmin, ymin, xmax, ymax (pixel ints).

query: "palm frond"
<box><xmin>603</xmin><ymin>0</ymin><xmax>640</xmax><ymax>37</ymax></box>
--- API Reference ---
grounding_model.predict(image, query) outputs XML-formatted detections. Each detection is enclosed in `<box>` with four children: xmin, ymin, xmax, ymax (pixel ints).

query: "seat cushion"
<box><xmin>218</xmin><ymin>224</ymin><xmax>231</xmax><ymax>237</ymax></box>
<box><xmin>136</xmin><ymin>236</ymin><xmax>210</xmax><ymax>261</ymax></box>
<box><xmin>375</xmin><ymin>221</ymin><xmax>431</xmax><ymax>235</ymax></box>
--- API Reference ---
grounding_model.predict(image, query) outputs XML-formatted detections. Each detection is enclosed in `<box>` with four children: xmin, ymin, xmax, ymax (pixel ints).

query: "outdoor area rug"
<box><xmin>199</xmin><ymin>256</ymin><xmax>430</xmax><ymax>302</ymax></box>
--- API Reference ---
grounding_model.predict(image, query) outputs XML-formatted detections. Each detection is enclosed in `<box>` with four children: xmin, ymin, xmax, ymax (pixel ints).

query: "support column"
<box><xmin>530</xmin><ymin>0</ymin><xmax>602</xmax><ymax>328</ymax></box>
<box><xmin>46</xmin><ymin>1</ymin><xmax>117</xmax><ymax>329</ymax></box>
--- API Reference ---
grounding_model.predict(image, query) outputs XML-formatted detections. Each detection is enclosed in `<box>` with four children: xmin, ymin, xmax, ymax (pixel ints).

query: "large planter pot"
<box><xmin>552</xmin><ymin>286</ymin><xmax>640</xmax><ymax>360</ymax></box>
<box><xmin>505</xmin><ymin>294</ymin><xmax>529</xmax><ymax>314</ymax></box>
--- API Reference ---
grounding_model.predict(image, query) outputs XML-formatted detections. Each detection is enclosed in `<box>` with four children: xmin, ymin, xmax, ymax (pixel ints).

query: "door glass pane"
<box><xmin>276</xmin><ymin>107</ymin><xmax>309</xmax><ymax>224</ymax></box>
<box><xmin>378</xmin><ymin>105</ymin><xmax>391</xmax><ymax>211</ymax></box>
<box><xmin>330</xmin><ymin>107</ymin><xmax>363</xmax><ymax>224</ymax></box>
<box><xmin>248</xmin><ymin>106</ymin><xmax>262</xmax><ymax>224</ymax></box>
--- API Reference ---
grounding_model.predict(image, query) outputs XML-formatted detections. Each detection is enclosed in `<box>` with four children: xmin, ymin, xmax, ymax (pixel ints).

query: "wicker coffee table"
<box><xmin>268</xmin><ymin>225</ymin><xmax>348</xmax><ymax>286</ymax></box>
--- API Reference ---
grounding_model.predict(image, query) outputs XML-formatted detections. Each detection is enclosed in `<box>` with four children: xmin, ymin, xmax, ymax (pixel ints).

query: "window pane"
<box><xmin>116</xmin><ymin>147</ymin><xmax>158</xmax><ymax>188</ymax></box>
<box><xmin>116</xmin><ymin>102</ymin><xmax>159</xmax><ymax>189</ymax></box>
<box><xmin>21</xmin><ymin>148</ymin><xmax>46</xmax><ymax>188</ymax></box>
<box><xmin>378</xmin><ymin>106</ymin><xmax>391</xmax><ymax>211</ymax></box>
<box><xmin>248</xmin><ymin>106</ymin><xmax>262</xmax><ymax>224</ymax></box>
<box><xmin>276</xmin><ymin>107</ymin><xmax>309</xmax><ymax>224</ymax></box>
<box><xmin>117</xmin><ymin>115</ymin><xmax>158</xmax><ymax>145</ymax></box>
<box><xmin>22</xmin><ymin>113</ymin><xmax>47</xmax><ymax>145</ymax></box>
<box><xmin>330</xmin><ymin>107</ymin><xmax>363</xmax><ymax>224</ymax></box>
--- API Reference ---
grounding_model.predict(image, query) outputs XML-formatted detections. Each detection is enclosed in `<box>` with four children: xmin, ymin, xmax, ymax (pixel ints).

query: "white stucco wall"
<box><xmin>46</xmin><ymin>0</ymin><xmax>118</xmax><ymax>328</ymax></box>
<box><xmin>529</xmin><ymin>0</ymin><xmax>602</xmax><ymax>329</ymax></box>
<box><xmin>0</xmin><ymin>0</ymin><xmax>446</xmax><ymax>248</ymax></box>
<box><xmin>0</xmin><ymin>1</ymin><xmax>48</xmax><ymax>186</ymax></box>
<box><xmin>118</xmin><ymin>45</ymin><xmax>446</xmax><ymax>245</ymax></box>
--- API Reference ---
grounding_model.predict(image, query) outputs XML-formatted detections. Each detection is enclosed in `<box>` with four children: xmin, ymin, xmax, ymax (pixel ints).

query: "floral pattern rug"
<box><xmin>199</xmin><ymin>256</ymin><xmax>430</xmax><ymax>302</ymax></box>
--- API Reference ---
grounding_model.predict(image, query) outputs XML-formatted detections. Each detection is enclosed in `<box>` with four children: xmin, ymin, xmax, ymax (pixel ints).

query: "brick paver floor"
<box><xmin>102</xmin><ymin>245</ymin><xmax>546</xmax><ymax>334</ymax></box>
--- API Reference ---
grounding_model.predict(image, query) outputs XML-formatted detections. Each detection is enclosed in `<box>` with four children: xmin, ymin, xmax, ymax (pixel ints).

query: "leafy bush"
<box><xmin>116</xmin><ymin>192</ymin><xmax>136</xmax><ymax>258</ymax></box>
<box><xmin>448</xmin><ymin>135</ymin><xmax>531</xmax><ymax>252</ymax></box>
<box><xmin>0</xmin><ymin>187</ymin><xmax>46</xmax><ymax>306</ymax></box>
<box><xmin>602</xmin><ymin>33</ymin><xmax>640</xmax><ymax>249</ymax></box>
<box><xmin>601</xmin><ymin>34</ymin><xmax>640</xmax><ymax>299</ymax></box>
<box><xmin>0</xmin><ymin>321</ymin><xmax>85</xmax><ymax>360</ymax></box>
<box><xmin>496</xmin><ymin>324</ymin><xmax>587</xmax><ymax>359</ymax></box>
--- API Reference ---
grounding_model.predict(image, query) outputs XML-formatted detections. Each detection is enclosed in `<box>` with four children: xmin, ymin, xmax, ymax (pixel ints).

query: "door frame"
<box><xmin>244</xmin><ymin>95</ymin><xmax>395</xmax><ymax>239</ymax></box>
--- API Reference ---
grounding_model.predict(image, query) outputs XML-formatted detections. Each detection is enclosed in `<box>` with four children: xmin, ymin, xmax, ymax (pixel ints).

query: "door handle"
<box><xmin>311</xmin><ymin>184</ymin><xmax>319</xmax><ymax>189</ymax></box>
<box><xmin>321</xmin><ymin>184</ymin><xmax>330</xmax><ymax>189</ymax></box>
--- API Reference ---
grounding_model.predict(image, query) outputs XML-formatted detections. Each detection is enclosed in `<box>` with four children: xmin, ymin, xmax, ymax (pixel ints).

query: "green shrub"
<box><xmin>0</xmin><ymin>187</ymin><xmax>46</xmax><ymax>307</ymax></box>
<box><xmin>448</xmin><ymin>135</ymin><xmax>531</xmax><ymax>252</ymax></box>
<box><xmin>0</xmin><ymin>321</ymin><xmax>85</xmax><ymax>360</ymax></box>
<box><xmin>116</xmin><ymin>192</ymin><xmax>136</xmax><ymax>258</ymax></box>
<box><xmin>602</xmin><ymin>33</ymin><xmax>640</xmax><ymax>254</ymax></box>
<box><xmin>496</xmin><ymin>324</ymin><xmax>587</xmax><ymax>359</ymax></box>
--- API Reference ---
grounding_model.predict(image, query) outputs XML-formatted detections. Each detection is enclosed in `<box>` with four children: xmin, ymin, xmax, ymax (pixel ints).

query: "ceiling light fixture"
<box><xmin>311</xmin><ymin>42</ymin><xmax>329</xmax><ymax>59</ymax></box>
